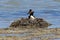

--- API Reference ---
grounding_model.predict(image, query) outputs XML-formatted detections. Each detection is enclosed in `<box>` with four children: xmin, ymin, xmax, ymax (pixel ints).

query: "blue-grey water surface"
<box><xmin>0</xmin><ymin>0</ymin><xmax>60</xmax><ymax>28</ymax></box>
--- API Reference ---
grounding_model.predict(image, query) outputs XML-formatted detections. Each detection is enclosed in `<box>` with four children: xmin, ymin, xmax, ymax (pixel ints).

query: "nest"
<box><xmin>9</xmin><ymin>18</ymin><xmax>52</xmax><ymax>28</ymax></box>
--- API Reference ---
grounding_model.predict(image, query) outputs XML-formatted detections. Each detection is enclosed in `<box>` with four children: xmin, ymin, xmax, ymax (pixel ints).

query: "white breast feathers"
<box><xmin>30</xmin><ymin>15</ymin><xmax>35</xmax><ymax>20</ymax></box>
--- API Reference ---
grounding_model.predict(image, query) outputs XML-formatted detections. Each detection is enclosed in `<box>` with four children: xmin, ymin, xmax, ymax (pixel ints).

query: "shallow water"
<box><xmin>0</xmin><ymin>33</ymin><xmax>58</xmax><ymax>40</ymax></box>
<box><xmin>48</xmin><ymin>38</ymin><xmax>60</xmax><ymax>40</ymax></box>
<box><xmin>0</xmin><ymin>32</ymin><xmax>55</xmax><ymax>36</ymax></box>
<box><xmin>0</xmin><ymin>33</ymin><xmax>26</xmax><ymax>36</ymax></box>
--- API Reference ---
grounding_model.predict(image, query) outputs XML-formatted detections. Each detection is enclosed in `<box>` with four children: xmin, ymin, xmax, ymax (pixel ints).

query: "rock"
<box><xmin>9</xmin><ymin>18</ymin><xmax>52</xmax><ymax>28</ymax></box>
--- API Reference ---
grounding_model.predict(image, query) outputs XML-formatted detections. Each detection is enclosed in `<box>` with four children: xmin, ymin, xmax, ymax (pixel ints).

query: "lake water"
<box><xmin>0</xmin><ymin>33</ymin><xmax>59</xmax><ymax>40</ymax></box>
<box><xmin>0</xmin><ymin>0</ymin><xmax>60</xmax><ymax>28</ymax></box>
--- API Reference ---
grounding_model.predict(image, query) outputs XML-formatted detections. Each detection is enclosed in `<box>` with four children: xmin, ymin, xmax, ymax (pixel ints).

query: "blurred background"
<box><xmin>0</xmin><ymin>0</ymin><xmax>60</xmax><ymax>28</ymax></box>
